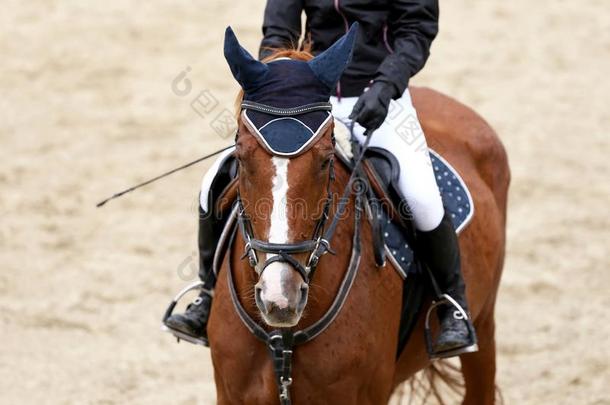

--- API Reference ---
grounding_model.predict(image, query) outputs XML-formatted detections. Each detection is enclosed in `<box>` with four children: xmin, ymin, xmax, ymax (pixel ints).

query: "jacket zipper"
<box><xmin>333</xmin><ymin>0</ymin><xmax>350</xmax><ymax>99</ymax></box>
<box><xmin>383</xmin><ymin>23</ymin><xmax>394</xmax><ymax>54</ymax></box>
<box><xmin>334</xmin><ymin>0</ymin><xmax>350</xmax><ymax>33</ymax></box>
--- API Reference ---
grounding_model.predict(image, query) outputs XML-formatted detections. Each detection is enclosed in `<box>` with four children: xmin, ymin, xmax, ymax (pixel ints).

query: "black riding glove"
<box><xmin>349</xmin><ymin>80</ymin><xmax>398</xmax><ymax>131</ymax></box>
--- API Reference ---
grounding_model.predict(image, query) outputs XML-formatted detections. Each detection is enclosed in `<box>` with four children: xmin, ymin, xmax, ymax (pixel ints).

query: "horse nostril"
<box><xmin>297</xmin><ymin>284</ymin><xmax>309</xmax><ymax>312</ymax></box>
<box><xmin>255</xmin><ymin>285</ymin><xmax>269</xmax><ymax>314</ymax></box>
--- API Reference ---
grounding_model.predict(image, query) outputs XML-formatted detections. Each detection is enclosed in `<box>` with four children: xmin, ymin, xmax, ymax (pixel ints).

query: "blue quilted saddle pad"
<box><xmin>382</xmin><ymin>149</ymin><xmax>474</xmax><ymax>278</ymax></box>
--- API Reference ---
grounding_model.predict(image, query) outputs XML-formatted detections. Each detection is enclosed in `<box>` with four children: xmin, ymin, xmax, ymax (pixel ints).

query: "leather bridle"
<box><xmin>231</xmin><ymin>100</ymin><xmax>375</xmax><ymax>405</ymax></box>
<box><xmin>237</xmin><ymin>194</ymin><xmax>333</xmax><ymax>284</ymax></box>
<box><xmin>236</xmin><ymin>100</ymin><xmax>337</xmax><ymax>284</ymax></box>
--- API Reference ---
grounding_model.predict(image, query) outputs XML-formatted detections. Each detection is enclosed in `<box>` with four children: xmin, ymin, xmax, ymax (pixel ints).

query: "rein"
<box><xmin>230</xmin><ymin>100</ymin><xmax>375</xmax><ymax>405</ymax></box>
<box><xmin>227</xmin><ymin>196</ymin><xmax>363</xmax><ymax>404</ymax></box>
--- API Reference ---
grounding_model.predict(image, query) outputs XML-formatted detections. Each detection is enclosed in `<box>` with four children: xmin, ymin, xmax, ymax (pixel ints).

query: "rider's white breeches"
<box><xmin>200</xmin><ymin>89</ymin><xmax>444</xmax><ymax>231</ymax></box>
<box><xmin>331</xmin><ymin>89</ymin><xmax>444</xmax><ymax>231</ymax></box>
<box><xmin>199</xmin><ymin>146</ymin><xmax>235</xmax><ymax>213</ymax></box>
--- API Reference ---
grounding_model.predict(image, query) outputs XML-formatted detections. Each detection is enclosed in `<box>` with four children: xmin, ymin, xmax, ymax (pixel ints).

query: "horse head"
<box><xmin>224</xmin><ymin>24</ymin><xmax>357</xmax><ymax>327</ymax></box>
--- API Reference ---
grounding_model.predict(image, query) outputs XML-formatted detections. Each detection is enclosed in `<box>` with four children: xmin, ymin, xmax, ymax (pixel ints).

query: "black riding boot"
<box><xmin>163</xmin><ymin>155</ymin><xmax>236</xmax><ymax>346</ymax></box>
<box><xmin>417</xmin><ymin>212</ymin><xmax>478</xmax><ymax>358</ymax></box>
<box><xmin>163</xmin><ymin>206</ymin><xmax>222</xmax><ymax>345</ymax></box>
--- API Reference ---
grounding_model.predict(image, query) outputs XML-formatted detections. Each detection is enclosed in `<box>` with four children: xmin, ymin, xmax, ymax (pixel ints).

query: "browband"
<box><xmin>241</xmin><ymin>101</ymin><xmax>332</xmax><ymax>116</ymax></box>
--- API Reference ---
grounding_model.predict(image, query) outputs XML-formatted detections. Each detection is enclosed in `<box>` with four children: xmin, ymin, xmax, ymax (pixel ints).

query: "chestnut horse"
<box><xmin>208</xmin><ymin>50</ymin><xmax>509</xmax><ymax>404</ymax></box>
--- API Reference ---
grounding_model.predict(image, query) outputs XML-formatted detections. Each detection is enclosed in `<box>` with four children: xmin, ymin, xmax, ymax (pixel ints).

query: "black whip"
<box><xmin>96</xmin><ymin>144</ymin><xmax>234</xmax><ymax>208</ymax></box>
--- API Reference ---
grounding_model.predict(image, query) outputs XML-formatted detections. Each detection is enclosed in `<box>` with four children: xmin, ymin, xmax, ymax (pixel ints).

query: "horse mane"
<box><xmin>262</xmin><ymin>47</ymin><xmax>314</xmax><ymax>62</ymax></box>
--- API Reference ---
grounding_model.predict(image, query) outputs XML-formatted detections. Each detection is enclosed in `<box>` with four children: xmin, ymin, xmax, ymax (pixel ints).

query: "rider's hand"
<box><xmin>349</xmin><ymin>80</ymin><xmax>397</xmax><ymax>131</ymax></box>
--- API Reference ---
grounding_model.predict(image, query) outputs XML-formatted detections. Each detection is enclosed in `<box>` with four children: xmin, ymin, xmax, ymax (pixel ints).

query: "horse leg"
<box><xmin>460</xmin><ymin>305</ymin><xmax>497</xmax><ymax>405</ymax></box>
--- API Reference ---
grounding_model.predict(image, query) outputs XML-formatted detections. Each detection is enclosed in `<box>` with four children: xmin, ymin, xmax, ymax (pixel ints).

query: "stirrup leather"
<box><xmin>161</xmin><ymin>281</ymin><xmax>213</xmax><ymax>346</ymax></box>
<box><xmin>424</xmin><ymin>293</ymin><xmax>479</xmax><ymax>359</ymax></box>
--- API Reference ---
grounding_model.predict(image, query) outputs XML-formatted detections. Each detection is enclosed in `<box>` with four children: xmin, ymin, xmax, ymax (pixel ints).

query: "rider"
<box><xmin>164</xmin><ymin>0</ymin><xmax>477</xmax><ymax>357</ymax></box>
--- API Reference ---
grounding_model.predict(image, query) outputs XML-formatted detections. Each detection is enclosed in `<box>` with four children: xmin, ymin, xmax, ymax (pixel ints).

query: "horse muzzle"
<box><xmin>255</xmin><ymin>261</ymin><xmax>309</xmax><ymax>327</ymax></box>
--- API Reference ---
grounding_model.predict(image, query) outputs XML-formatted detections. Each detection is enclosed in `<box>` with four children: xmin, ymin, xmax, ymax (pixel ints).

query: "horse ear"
<box><xmin>224</xmin><ymin>26</ymin><xmax>269</xmax><ymax>91</ymax></box>
<box><xmin>307</xmin><ymin>23</ymin><xmax>359</xmax><ymax>89</ymax></box>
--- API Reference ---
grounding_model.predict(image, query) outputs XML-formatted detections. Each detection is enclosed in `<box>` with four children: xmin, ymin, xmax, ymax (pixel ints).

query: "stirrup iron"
<box><xmin>424</xmin><ymin>293</ymin><xmax>479</xmax><ymax>359</ymax></box>
<box><xmin>161</xmin><ymin>281</ymin><xmax>213</xmax><ymax>346</ymax></box>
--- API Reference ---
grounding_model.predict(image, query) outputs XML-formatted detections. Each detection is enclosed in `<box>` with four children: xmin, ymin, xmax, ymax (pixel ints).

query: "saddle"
<box><xmin>332</xmin><ymin>135</ymin><xmax>474</xmax><ymax>355</ymax></box>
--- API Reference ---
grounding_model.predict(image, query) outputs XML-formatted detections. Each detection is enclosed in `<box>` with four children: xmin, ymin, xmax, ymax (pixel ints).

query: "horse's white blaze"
<box><xmin>260</xmin><ymin>157</ymin><xmax>291</xmax><ymax>307</ymax></box>
<box><xmin>260</xmin><ymin>267</ymin><xmax>289</xmax><ymax>309</ymax></box>
<box><xmin>268</xmin><ymin>157</ymin><xmax>289</xmax><ymax>244</ymax></box>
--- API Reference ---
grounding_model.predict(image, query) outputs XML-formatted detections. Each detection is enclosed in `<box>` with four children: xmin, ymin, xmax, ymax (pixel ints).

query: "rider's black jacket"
<box><xmin>259</xmin><ymin>0</ymin><xmax>439</xmax><ymax>97</ymax></box>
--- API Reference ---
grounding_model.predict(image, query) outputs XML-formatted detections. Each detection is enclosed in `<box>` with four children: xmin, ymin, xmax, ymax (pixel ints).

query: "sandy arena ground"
<box><xmin>1</xmin><ymin>1</ymin><xmax>608</xmax><ymax>404</ymax></box>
